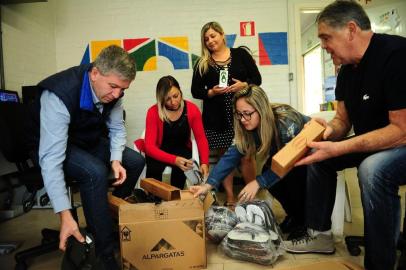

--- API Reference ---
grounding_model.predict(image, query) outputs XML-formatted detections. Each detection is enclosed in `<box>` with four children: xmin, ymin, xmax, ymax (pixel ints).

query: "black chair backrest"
<box><xmin>0</xmin><ymin>102</ymin><xmax>29</xmax><ymax>164</ymax></box>
<box><xmin>22</xmin><ymin>85</ymin><xmax>40</xmax><ymax>105</ymax></box>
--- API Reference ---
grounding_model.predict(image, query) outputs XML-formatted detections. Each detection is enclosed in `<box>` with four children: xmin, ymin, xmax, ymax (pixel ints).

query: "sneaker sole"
<box><xmin>285</xmin><ymin>248</ymin><xmax>336</xmax><ymax>255</ymax></box>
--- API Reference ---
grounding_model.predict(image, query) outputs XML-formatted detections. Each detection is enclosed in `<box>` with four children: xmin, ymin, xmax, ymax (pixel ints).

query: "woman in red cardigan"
<box><xmin>142</xmin><ymin>75</ymin><xmax>209</xmax><ymax>189</ymax></box>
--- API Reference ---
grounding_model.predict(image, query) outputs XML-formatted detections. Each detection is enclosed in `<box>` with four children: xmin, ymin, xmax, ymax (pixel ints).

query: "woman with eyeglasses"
<box><xmin>191</xmin><ymin>21</ymin><xmax>262</xmax><ymax>207</ymax></box>
<box><xmin>141</xmin><ymin>75</ymin><xmax>210</xmax><ymax>189</ymax></box>
<box><xmin>190</xmin><ymin>84</ymin><xmax>309</xmax><ymax>239</ymax></box>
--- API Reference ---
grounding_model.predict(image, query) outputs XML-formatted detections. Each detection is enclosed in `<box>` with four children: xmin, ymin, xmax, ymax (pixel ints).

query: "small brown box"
<box><xmin>271</xmin><ymin>120</ymin><xmax>325</xmax><ymax>178</ymax></box>
<box><xmin>140</xmin><ymin>178</ymin><xmax>181</xmax><ymax>201</ymax></box>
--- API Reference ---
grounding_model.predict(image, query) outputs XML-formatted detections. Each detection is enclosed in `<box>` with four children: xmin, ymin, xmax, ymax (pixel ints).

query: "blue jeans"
<box><xmin>306</xmin><ymin>146</ymin><xmax>406</xmax><ymax>270</ymax></box>
<box><xmin>64</xmin><ymin>138</ymin><xmax>145</xmax><ymax>257</ymax></box>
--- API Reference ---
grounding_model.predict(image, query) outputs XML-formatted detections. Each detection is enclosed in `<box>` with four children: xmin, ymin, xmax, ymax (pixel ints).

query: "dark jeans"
<box><xmin>63</xmin><ymin>138</ymin><xmax>145</xmax><ymax>257</ymax></box>
<box><xmin>268</xmin><ymin>165</ymin><xmax>307</xmax><ymax>225</ymax></box>
<box><xmin>145</xmin><ymin>148</ymin><xmax>191</xmax><ymax>189</ymax></box>
<box><xmin>306</xmin><ymin>146</ymin><xmax>406</xmax><ymax>270</ymax></box>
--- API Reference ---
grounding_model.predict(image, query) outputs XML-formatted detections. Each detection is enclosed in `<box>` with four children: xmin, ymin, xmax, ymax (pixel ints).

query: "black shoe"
<box><xmin>286</xmin><ymin>226</ymin><xmax>307</xmax><ymax>240</ymax></box>
<box><xmin>101</xmin><ymin>255</ymin><xmax>120</xmax><ymax>270</ymax></box>
<box><xmin>279</xmin><ymin>216</ymin><xmax>301</xmax><ymax>234</ymax></box>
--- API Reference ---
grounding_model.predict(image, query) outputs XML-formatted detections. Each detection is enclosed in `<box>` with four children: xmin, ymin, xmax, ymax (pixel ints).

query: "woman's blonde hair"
<box><xmin>233</xmin><ymin>85</ymin><xmax>305</xmax><ymax>158</ymax></box>
<box><xmin>156</xmin><ymin>75</ymin><xmax>184</xmax><ymax>123</ymax></box>
<box><xmin>195</xmin><ymin>21</ymin><xmax>226</xmax><ymax>76</ymax></box>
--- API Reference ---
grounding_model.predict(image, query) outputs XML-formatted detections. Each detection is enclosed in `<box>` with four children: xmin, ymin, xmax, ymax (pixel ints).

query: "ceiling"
<box><xmin>0</xmin><ymin>0</ymin><xmax>46</xmax><ymax>4</ymax></box>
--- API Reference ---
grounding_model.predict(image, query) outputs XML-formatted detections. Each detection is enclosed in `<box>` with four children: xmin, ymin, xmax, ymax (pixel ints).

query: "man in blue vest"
<box><xmin>27</xmin><ymin>45</ymin><xmax>145</xmax><ymax>269</ymax></box>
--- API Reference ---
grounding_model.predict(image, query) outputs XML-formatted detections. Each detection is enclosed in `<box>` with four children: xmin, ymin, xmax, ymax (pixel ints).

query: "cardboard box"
<box><xmin>271</xmin><ymin>120</ymin><xmax>325</xmax><ymax>178</ymax></box>
<box><xmin>140</xmin><ymin>178</ymin><xmax>181</xmax><ymax>201</ymax></box>
<box><xmin>119</xmin><ymin>198</ymin><xmax>206</xmax><ymax>270</ymax></box>
<box><xmin>108</xmin><ymin>193</ymin><xmax>128</xmax><ymax>217</ymax></box>
<box><xmin>108</xmin><ymin>182</ymin><xmax>212</xmax><ymax>270</ymax></box>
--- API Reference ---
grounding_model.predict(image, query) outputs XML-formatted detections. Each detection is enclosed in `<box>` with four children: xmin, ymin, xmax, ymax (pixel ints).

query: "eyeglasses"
<box><xmin>234</xmin><ymin>110</ymin><xmax>257</xmax><ymax>121</ymax></box>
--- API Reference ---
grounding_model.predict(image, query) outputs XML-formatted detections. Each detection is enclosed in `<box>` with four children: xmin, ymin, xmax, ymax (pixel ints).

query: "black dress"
<box><xmin>191</xmin><ymin>47</ymin><xmax>262</xmax><ymax>150</ymax></box>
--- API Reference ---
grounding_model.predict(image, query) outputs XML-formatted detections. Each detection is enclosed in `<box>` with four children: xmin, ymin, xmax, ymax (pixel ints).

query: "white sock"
<box><xmin>308</xmin><ymin>228</ymin><xmax>331</xmax><ymax>236</ymax></box>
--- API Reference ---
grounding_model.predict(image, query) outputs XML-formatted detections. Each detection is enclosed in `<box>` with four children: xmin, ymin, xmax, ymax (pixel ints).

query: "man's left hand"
<box><xmin>295</xmin><ymin>140</ymin><xmax>342</xmax><ymax>166</ymax></box>
<box><xmin>111</xmin><ymin>160</ymin><xmax>127</xmax><ymax>186</ymax></box>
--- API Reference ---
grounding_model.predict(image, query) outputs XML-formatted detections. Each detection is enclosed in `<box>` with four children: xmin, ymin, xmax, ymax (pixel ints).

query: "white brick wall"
<box><xmin>1</xmin><ymin>2</ymin><xmax>56</xmax><ymax>96</ymax></box>
<box><xmin>3</xmin><ymin>0</ymin><xmax>291</xmax><ymax>146</ymax></box>
<box><xmin>51</xmin><ymin>0</ymin><xmax>291</xmax><ymax>143</ymax></box>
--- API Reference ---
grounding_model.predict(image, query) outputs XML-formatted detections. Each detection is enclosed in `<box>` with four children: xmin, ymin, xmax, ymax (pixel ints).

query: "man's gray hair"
<box><xmin>93</xmin><ymin>45</ymin><xmax>136</xmax><ymax>81</ymax></box>
<box><xmin>317</xmin><ymin>0</ymin><xmax>371</xmax><ymax>30</ymax></box>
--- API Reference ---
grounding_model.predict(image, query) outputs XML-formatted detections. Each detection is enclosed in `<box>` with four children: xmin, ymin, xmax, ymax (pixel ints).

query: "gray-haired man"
<box><xmin>285</xmin><ymin>1</ymin><xmax>406</xmax><ymax>270</ymax></box>
<box><xmin>27</xmin><ymin>45</ymin><xmax>145</xmax><ymax>269</ymax></box>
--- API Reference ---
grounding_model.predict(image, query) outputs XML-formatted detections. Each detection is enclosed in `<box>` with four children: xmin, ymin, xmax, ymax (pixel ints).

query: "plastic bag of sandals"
<box><xmin>219</xmin><ymin>200</ymin><xmax>284</xmax><ymax>265</ymax></box>
<box><xmin>235</xmin><ymin>200</ymin><xmax>283</xmax><ymax>237</ymax></box>
<box><xmin>219</xmin><ymin>222</ymin><xmax>284</xmax><ymax>265</ymax></box>
<box><xmin>205</xmin><ymin>206</ymin><xmax>238</xmax><ymax>244</ymax></box>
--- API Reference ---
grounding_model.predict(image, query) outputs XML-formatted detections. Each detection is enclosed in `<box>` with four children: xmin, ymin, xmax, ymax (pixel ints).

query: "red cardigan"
<box><xmin>138</xmin><ymin>100</ymin><xmax>209</xmax><ymax>165</ymax></box>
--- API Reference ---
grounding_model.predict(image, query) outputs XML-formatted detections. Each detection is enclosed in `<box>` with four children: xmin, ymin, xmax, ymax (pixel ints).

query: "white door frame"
<box><xmin>287</xmin><ymin>0</ymin><xmax>332</xmax><ymax>112</ymax></box>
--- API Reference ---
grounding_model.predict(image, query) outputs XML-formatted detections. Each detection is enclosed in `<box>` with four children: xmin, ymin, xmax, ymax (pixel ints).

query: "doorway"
<box><xmin>303</xmin><ymin>45</ymin><xmax>323</xmax><ymax>115</ymax></box>
<box><xmin>287</xmin><ymin>1</ymin><xmax>331</xmax><ymax>113</ymax></box>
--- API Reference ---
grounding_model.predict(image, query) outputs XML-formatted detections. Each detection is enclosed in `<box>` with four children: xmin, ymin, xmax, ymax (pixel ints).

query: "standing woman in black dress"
<box><xmin>191</xmin><ymin>21</ymin><xmax>262</xmax><ymax>207</ymax></box>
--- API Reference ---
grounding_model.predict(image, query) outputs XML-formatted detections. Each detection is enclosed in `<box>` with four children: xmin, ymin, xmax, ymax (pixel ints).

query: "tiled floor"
<box><xmin>0</xmin><ymin>168</ymin><xmax>402</xmax><ymax>269</ymax></box>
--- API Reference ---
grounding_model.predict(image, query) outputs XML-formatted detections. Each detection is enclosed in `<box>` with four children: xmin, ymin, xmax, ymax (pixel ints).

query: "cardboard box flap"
<box><xmin>181</xmin><ymin>190</ymin><xmax>215</xmax><ymax>212</ymax></box>
<box><xmin>108</xmin><ymin>193</ymin><xmax>129</xmax><ymax>217</ymax></box>
<box><xmin>180</xmin><ymin>190</ymin><xmax>194</xmax><ymax>200</ymax></box>
<box><xmin>119</xmin><ymin>199</ymin><xmax>203</xmax><ymax>224</ymax></box>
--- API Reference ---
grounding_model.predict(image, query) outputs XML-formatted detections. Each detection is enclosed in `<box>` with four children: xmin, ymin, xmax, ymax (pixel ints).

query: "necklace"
<box><xmin>214</xmin><ymin>56</ymin><xmax>231</xmax><ymax>65</ymax></box>
<box><xmin>211</xmin><ymin>53</ymin><xmax>232</xmax><ymax>73</ymax></box>
<box><xmin>210</xmin><ymin>47</ymin><xmax>231</xmax><ymax>65</ymax></box>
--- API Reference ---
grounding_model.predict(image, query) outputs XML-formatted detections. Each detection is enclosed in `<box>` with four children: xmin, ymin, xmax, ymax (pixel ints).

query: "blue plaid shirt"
<box><xmin>206</xmin><ymin>108</ymin><xmax>310</xmax><ymax>189</ymax></box>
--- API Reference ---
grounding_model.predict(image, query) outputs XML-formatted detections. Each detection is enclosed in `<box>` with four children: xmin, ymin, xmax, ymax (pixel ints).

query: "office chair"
<box><xmin>345</xmin><ymin>194</ymin><xmax>406</xmax><ymax>270</ymax></box>
<box><xmin>0</xmin><ymin>101</ymin><xmax>79</xmax><ymax>270</ymax></box>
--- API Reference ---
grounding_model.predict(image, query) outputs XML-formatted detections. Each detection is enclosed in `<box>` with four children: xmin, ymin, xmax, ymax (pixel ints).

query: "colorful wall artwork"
<box><xmin>124</xmin><ymin>38</ymin><xmax>157</xmax><ymax>71</ymax></box>
<box><xmin>80</xmin><ymin>31</ymin><xmax>288</xmax><ymax>70</ymax></box>
<box><xmin>158</xmin><ymin>37</ymin><xmax>189</xmax><ymax>70</ymax></box>
<box><xmin>258</xmin><ymin>32</ymin><xmax>288</xmax><ymax>65</ymax></box>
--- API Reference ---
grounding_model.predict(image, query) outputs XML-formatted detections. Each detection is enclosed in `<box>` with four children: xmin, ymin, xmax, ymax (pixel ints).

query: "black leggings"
<box><xmin>145</xmin><ymin>148</ymin><xmax>191</xmax><ymax>189</ymax></box>
<box><xmin>267</xmin><ymin>165</ymin><xmax>307</xmax><ymax>225</ymax></box>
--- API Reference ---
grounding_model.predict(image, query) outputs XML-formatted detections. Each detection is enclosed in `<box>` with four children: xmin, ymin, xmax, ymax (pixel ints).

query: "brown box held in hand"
<box><xmin>140</xmin><ymin>178</ymin><xmax>181</xmax><ymax>201</ymax></box>
<box><xmin>271</xmin><ymin>120</ymin><xmax>325</xmax><ymax>178</ymax></box>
